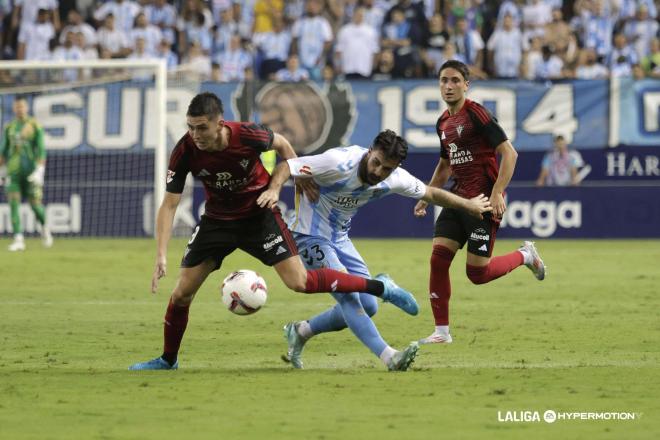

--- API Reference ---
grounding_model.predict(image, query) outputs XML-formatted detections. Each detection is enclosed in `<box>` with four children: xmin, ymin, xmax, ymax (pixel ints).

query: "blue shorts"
<box><xmin>293</xmin><ymin>233</ymin><xmax>370</xmax><ymax>278</ymax></box>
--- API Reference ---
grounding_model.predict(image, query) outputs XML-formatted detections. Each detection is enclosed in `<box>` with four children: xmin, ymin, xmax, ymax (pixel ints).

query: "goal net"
<box><xmin>0</xmin><ymin>59</ymin><xmax>167</xmax><ymax>237</ymax></box>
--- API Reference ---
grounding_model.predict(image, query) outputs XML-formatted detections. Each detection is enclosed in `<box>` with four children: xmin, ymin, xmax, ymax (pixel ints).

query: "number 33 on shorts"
<box><xmin>301</xmin><ymin>244</ymin><xmax>326</xmax><ymax>267</ymax></box>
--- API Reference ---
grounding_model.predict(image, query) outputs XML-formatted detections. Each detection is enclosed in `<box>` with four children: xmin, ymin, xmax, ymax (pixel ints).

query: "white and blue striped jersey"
<box><xmin>287</xmin><ymin>146</ymin><xmax>426</xmax><ymax>241</ymax></box>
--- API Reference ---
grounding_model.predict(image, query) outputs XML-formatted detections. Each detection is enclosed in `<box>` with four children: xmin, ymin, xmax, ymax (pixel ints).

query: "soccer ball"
<box><xmin>221</xmin><ymin>270</ymin><xmax>268</xmax><ymax>315</ymax></box>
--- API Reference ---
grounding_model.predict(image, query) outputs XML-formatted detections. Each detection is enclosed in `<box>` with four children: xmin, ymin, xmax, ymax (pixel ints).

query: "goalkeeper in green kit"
<box><xmin>0</xmin><ymin>96</ymin><xmax>52</xmax><ymax>251</ymax></box>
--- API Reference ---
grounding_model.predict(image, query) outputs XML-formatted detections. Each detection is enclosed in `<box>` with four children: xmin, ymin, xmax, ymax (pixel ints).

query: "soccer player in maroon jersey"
<box><xmin>129</xmin><ymin>92</ymin><xmax>419</xmax><ymax>370</ymax></box>
<box><xmin>413</xmin><ymin>60</ymin><xmax>547</xmax><ymax>345</ymax></box>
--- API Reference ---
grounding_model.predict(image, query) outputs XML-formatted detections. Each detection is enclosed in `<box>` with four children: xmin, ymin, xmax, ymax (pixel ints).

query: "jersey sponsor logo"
<box><xmin>470</xmin><ymin>232</ymin><xmax>490</xmax><ymax>241</ymax></box>
<box><xmin>215</xmin><ymin>177</ymin><xmax>248</xmax><ymax>190</ymax></box>
<box><xmin>166</xmin><ymin>170</ymin><xmax>175</xmax><ymax>183</ymax></box>
<box><xmin>263</xmin><ymin>235</ymin><xmax>284</xmax><ymax>250</ymax></box>
<box><xmin>239</xmin><ymin>159</ymin><xmax>250</xmax><ymax>170</ymax></box>
<box><xmin>448</xmin><ymin>142</ymin><xmax>474</xmax><ymax>165</ymax></box>
<box><xmin>216</xmin><ymin>172</ymin><xmax>232</xmax><ymax>180</ymax></box>
<box><xmin>457</xmin><ymin>125</ymin><xmax>464</xmax><ymax>137</ymax></box>
<box><xmin>334</xmin><ymin>195</ymin><xmax>359</xmax><ymax>208</ymax></box>
<box><xmin>299</xmin><ymin>165</ymin><xmax>312</xmax><ymax>175</ymax></box>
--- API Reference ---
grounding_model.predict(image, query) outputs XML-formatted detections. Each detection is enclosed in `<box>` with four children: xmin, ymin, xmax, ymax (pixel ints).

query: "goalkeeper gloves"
<box><xmin>28</xmin><ymin>164</ymin><xmax>45</xmax><ymax>186</ymax></box>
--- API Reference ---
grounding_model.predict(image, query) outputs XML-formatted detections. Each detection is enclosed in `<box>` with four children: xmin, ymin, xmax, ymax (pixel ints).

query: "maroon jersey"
<box><xmin>436</xmin><ymin>99</ymin><xmax>508</xmax><ymax>198</ymax></box>
<box><xmin>166</xmin><ymin>121</ymin><xmax>274</xmax><ymax>220</ymax></box>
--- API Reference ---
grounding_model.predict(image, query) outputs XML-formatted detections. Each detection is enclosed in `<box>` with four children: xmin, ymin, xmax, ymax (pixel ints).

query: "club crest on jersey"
<box><xmin>239</xmin><ymin>159</ymin><xmax>250</xmax><ymax>170</ymax></box>
<box><xmin>457</xmin><ymin>125</ymin><xmax>464</xmax><ymax>137</ymax></box>
<box><xmin>166</xmin><ymin>170</ymin><xmax>175</xmax><ymax>183</ymax></box>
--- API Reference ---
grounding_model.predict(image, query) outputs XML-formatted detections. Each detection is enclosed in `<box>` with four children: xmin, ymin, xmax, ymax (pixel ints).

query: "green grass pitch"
<box><xmin>0</xmin><ymin>238</ymin><xmax>658</xmax><ymax>439</ymax></box>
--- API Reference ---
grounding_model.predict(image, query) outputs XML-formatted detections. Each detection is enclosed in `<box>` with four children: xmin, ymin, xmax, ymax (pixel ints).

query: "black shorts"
<box><xmin>433</xmin><ymin>208</ymin><xmax>499</xmax><ymax>257</ymax></box>
<box><xmin>181</xmin><ymin>207</ymin><xmax>298</xmax><ymax>270</ymax></box>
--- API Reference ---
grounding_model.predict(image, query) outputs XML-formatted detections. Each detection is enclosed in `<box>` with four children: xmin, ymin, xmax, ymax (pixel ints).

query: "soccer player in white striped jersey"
<box><xmin>257</xmin><ymin>129</ymin><xmax>491</xmax><ymax>370</ymax></box>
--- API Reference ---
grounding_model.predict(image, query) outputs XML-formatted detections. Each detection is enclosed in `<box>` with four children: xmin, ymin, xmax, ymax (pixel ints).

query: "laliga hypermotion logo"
<box><xmin>232</xmin><ymin>81</ymin><xmax>356</xmax><ymax>155</ymax></box>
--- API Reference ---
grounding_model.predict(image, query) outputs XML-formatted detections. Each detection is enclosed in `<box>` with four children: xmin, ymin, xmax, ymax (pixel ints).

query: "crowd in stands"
<box><xmin>1</xmin><ymin>0</ymin><xmax>659</xmax><ymax>81</ymax></box>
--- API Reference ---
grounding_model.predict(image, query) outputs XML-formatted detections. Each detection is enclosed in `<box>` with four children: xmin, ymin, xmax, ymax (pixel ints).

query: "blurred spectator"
<box><xmin>144</xmin><ymin>0</ymin><xmax>177</xmax><ymax>45</ymax></box>
<box><xmin>452</xmin><ymin>16</ymin><xmax>487</xmax><ymax>79</ymax></box>
<box><xmin>11</xmin><ymin>0</ymin><xmax>60</xmax><ymax>37</ymax></box>
<box><xmin>623</xmin><ymin>4</ymin><xmax>659</xmax><ymax>60</ymax></box>
<box><xmin>522</xmin><ymin>35</ymin><xmax>542</xmax><ymax>79</ymax></box>
<box><xmin>210</xmin><ymin>61</ymin><xmax>226</xmax><ymax>82</ymax></box>
<box><xmin>213</xmin><ymin>6</ymin><xmax>251</xmax><ymax>55</ymax></box>
<box><xmin>178</xmin><ymin>0</ymin><xmax>213</xmax><ymax>53</ymax></box>
<box><xmin>17</xmin><ymin>8</ymin><xmax>54</xmax><ymax>60</ymax></box>
<box><xmin>181</xmin><ymin>11</ymin><xmax>212</xmax><ymax>54</ymax></box>
<box><xmin>582</xmin><ymin>0</ymin><xmax>615</xmax><ymax>59</ymax></box>
<box><xmin>446</xmin><ymin>0</ymin><xmax>483</xmax><ymax>33</ymax></box>
<box><xmin>543</xmin><ymin>8</ymin><xmax>571</xmax><ymax>56</ymax></box>
<box><xmin>59</xmin><ymin>9</ymin><xmax>97</xmax><ymax>47</ymax></box>
<box><xmin>640</xmin><ymin>37</ymin><xmax>660</xmax><ymax>78</ymax></box>
<box><xmin>421</xmin><ymin>13</ymin><xmax>450</xmax><ymax>76</ymax></box>
<box><xmin>335</xmin><ymin>7</ymin><xmax>379</xmax><ymax>79</ymax></box>
<box><xmin>182</xmin><ymin>40</ymin><xmax>211</xmax><ymax>79</ymax></box>
<box><xmin>372</xmin><ymin>48</ymin><xmax>395</xmax><ymax>80</ymax></box>
<box><xmin>531</xmin><ymin>44</ymin><xmax>563</xmax><ymax>80</ymax></box>
<box><xmin>93</xmin><ymin>0</ymin><xmax>142</xmax><ymax>33</ymax></box>
<box><xmin>617</xmin><ymin>0</ymin><xmax>657</xmax><ymax>22</ymax></box>
<box><xmin>97</xmin><ymin>14</ymin><xmax>132</xmax><ymax>58</ymax></box>
<box><xmin>74</xmin><ymin>31</ymin><xmax>98</xmax><ymax>79</ymax></box>
<box><xmin>536</xmin><ymin>134</ymin><xmax>583</xmax><ymax>187</ymax></box>
<box><xmin>128</xmin><ymin>36</ymin><xmax>155</xmax><ymax>61</ymax></box>
<box><xmin>522</xmin><ymin>0</ymin><xmax>551</xmax><ymax>40</ymax></box>
<box><xmin>130</xmin><ymin>12</ymin><xmax>163</xmax><ymax>56</ymax></box>
<box><xmin>607</xmin><ymin>32</ymin><xmax>638</xmax><ymax>74</ymax></box>
<box><xmin>575</xmin><ymin>48</ymin><xmax>609</xmax><ymax>79</ymax></box>
<box><xmin>291</xmin><ymin>0</ymin><xmax>333</xmax><ymax>80</ymax></box>
<box><xmin>323</xmin><ymin>0</ymin><xmax>346</xmax><ymax>34</ymax></box>
<box><xmin>253</xmin><ymin>0</ymin><xmax>283</xmax><ymax>33</ymax></box>
<box><xmin>284</xmin><ymin>0</ymin><xmax>305</xmax><ymax>24</ymax></box>
<box><xmin>322</xmin><ymin>63</ymin><xmax>335</xmax><ymax>82</ymax></box>
<box><xmin>362</xmin><ymin>0</ymin><xmax>385</xmax><ymax>32</ymax></box>
<box><xmin>215</xmin><ymin>34</ymin><xmax>252</xmax><ymax>81</ymax></box>
<box><xmin>496</xmin><ymin>0</ymin><xmax>522</xmax><ymax>29</ymax></box>
<box><xmin>253</xmin><ymin>11</ymin><xmax>290</xmax><ymax>79</ymax></box>
<box><xmin>156</xmin><ymin>38</ymin><xmax>179</xmax><ymax>70</ymax></box>
<box><xmin>384</xmin><ymin>0</ymin><xmax>428</xmax><ymax>46</ymax></box>
<box><xmin>382</xmin><ymin>7</ymin><xmax>418</xmax><ymax>78</ymax></box>
<box><xmin>275</xmin><ymin>53</ymin><xmax>309</xmax><ymax>81</ymax></box>
<box><xmin>487</xmin><ymin>13</ymin><xmax>525</xmax><ymax>79</ymax></box>
<box><xmin>52</xmin><ymin>30</ymin><xmax>83</xmax><ymax>81</ymax></box>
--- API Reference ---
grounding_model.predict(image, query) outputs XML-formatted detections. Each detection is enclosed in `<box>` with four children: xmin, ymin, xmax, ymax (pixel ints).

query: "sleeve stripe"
<box><xmin>241</xmin><ymin>132</ymin><xmax>271</xmax><ymax>142</ymax></box>
<box><xmin>470</xmin><ymin>103</ymin><xmax>491</xmax><ymax>124</ymax></box>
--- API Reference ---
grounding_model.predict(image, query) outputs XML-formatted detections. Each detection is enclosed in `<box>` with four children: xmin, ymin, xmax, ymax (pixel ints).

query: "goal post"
<box><xmin>0</xmin><ymin>59</ymin><xmax>167</xmax><ymax>237</ymax></box>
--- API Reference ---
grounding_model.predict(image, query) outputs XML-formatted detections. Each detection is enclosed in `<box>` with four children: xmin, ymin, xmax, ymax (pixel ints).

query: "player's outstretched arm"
<box><xmin>414</xmin><ymin>157</ymin><xmax>452</xmax><ymax>217</ymax></box>
<box><xmin>421</xmin><ymin>188</ymin><xmax>492</xmax><ymax>219</ymax></box>
<box><xmin>151</xmin><ymin>191</ymin><xmax>181</xmax><ymax>293</ymax></box>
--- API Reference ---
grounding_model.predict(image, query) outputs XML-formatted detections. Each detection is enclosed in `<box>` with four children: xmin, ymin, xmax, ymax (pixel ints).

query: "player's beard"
<box><xmin>358</xmin><ymin>155</ymin><xmax>380</xmax><ymax>186</ymax></box>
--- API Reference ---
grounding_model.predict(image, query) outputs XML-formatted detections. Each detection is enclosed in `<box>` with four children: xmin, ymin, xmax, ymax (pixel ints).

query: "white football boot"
<box><xmin>8</xmin><ymin>234</ymin><xmax>25</xmax><ymax>252</ymax></box>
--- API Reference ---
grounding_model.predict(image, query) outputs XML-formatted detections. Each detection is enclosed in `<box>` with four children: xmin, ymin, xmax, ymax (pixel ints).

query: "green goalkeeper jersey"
<box><xmin>1</xmin><ymin>117</ymin><xmax>46</xmax><ymax>175</ymax></box>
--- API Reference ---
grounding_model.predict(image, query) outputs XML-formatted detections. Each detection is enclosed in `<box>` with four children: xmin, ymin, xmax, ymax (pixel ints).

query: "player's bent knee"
<box><xmin>466</xmin><ymin>268</ymin><xmax>489</xmax><ymax>285</ymax></box>
<box><xmin>282</xmin><ymin>274</ymin><xmax>307</xmax><ymax>293</ymax></box>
